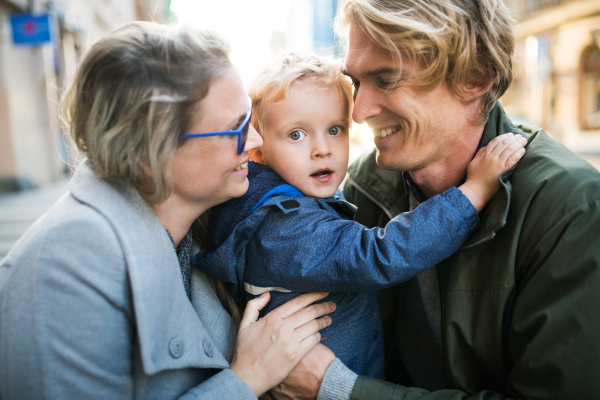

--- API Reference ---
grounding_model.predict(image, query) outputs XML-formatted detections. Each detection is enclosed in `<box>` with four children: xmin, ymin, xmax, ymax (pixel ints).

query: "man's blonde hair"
<box><xmin>335</xmin><ymin>0</ymin><xmax>515</xmax><ymax>125</ymax></box>
<box><xmin>61</xmin><ymin>21</ymin><xmax>232</xmax><ymax>203</ymax></box>
<box><xmin>247</xmin><ymin>51</ymin><xmax>353</xmax><ymax>136</ymax></box>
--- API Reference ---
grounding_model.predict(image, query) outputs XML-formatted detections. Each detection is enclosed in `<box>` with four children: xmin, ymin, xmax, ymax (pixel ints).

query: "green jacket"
<box><xmin>343</xmin><ymin>103</ymin><xmax>600</xmax><ymax>399</ymax></box>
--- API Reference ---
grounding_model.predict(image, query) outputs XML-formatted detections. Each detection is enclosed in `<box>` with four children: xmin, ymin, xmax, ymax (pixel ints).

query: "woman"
<box><xmin>0</xmin><ymin>22</ymin><xmax>334</xmax><ymax>399</ymax></box>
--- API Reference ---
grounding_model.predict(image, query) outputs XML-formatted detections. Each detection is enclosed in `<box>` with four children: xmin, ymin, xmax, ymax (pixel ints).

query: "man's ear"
<box><xmin>460</xmin><ymin>70</ymin><xmax>494</xmax><ymax>102</ymax></box>
<box><xmin>250</xmin><ymin>148</ymin><xmax>266</xmax><ymax>164</ymax></box>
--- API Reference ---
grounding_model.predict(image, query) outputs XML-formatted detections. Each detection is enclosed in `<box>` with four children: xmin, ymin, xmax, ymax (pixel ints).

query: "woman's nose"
<box><xmin>352</xmin><ymin>87</ymin><xmax>382</xmax><ymax>124</ymax></box>
<box><xmin>244</xmin><ymin>124</ymin><xmax>263</xmax><ymax>152</ymax></box>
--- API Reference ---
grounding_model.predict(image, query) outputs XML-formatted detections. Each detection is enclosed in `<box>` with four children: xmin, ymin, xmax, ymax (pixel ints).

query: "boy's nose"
<box><xmin>311</xmin><ymin>135</ymin><xmax>332</xmax><ymax>159</ymax></box>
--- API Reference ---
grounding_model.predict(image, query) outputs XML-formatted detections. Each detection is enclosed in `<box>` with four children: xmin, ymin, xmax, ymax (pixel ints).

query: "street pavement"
<box><xmin>0</xmin><ymin>179</ymin><xmax>70</xmax><ymax>260</ymax></box>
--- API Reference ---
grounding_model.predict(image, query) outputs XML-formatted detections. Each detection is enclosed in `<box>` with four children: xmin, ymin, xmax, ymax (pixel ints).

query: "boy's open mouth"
<box><xmin>311</xmin><ymin>169</ymin><xmax>332</xmax><ymax>178</ymax></box>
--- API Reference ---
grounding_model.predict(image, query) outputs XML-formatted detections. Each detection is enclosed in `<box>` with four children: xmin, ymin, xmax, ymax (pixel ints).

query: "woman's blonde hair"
<box><xmin>335</xmin><ymin>0</ymin><xmax>515</xmax><ymax>125</ymax></box>
<box><xmin>61</xmin><ymin>21</ymin><xmax>232</xmax><ymax>203</ymax></box>
<box><xmin>247</xmin><ymin>51</ymin><xmax>353</xmax><ymax>136</ymax></box>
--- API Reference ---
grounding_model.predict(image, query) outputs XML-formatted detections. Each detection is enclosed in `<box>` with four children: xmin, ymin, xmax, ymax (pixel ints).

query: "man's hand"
<box><xmin>261</xmin><ymin>344</ymin><xmax>335</xmax><ymax>400</ymax></box>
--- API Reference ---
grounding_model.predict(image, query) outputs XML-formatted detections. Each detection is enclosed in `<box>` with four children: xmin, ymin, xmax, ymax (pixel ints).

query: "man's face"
<box><xmin>344</xmin><ymin>25</ymin><xmax>474</xmax><ymax>173</ymax></box>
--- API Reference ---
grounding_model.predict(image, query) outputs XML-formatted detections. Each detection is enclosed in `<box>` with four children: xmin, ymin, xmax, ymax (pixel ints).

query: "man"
<box><xmin>272</xmin><ymin>0</ymin><xmax>600</xmax><ymax>399</ymax></box>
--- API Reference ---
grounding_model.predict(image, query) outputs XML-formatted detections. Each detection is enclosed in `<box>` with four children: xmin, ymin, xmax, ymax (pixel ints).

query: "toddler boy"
<box><xmin>194</xmin><ymin>52</ymin><xmax>526</xmax><ymax>378</ymax></box>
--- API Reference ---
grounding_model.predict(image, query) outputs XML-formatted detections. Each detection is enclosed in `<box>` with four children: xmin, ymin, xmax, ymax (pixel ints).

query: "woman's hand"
<box><xmin>230</xmin><ymin>292</ymin><xmax>336</xmax><ymax>397</ymax></box>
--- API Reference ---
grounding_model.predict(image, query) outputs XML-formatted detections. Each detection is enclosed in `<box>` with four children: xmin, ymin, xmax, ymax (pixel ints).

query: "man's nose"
<box><xmin>352</xmin><ymin>86</ymin><xmax>382</xmax><ymax>124</ymax></box>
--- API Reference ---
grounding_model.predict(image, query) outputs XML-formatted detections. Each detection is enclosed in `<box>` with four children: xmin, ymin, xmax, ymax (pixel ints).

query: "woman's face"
<box><xmin>169</xmin><ymin>68</ymin><xmax>262</xmax><ymax>210</ymax></box>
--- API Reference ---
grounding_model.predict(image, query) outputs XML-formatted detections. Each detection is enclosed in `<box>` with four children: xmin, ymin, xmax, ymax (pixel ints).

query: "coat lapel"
<box><xmin>69</xmin><ymin>160</ymin><xmax>230</xmax><ymax>375</ymax></box>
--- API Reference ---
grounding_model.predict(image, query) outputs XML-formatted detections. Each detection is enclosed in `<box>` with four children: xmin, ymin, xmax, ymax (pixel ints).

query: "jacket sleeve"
<box><xmin>247</xmin><ymin>187</ymin><xmax>478</xmax><ymax>293</ymax></box>
<box><xmin>0</xmin><ymin>212</ymin><xmax>257</xmax><ymax>400</ymax></box>
<box><xmin>349</xmin><ymin>199</ymin><xmax>600</xmax><ymax>400</ymax></box>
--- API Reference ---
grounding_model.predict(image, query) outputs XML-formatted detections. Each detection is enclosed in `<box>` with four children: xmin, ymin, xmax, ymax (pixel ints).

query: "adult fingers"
<box><xmin>296</xmin><ymin>331</ymin><xmax>324</xmax><ymax>361</ymax></box>
<box><xmin>267</xmin><ymin>292</ymin><xmax>329</xmax><ymax>320</ymax></box>
<box><xmin>293</xmin><ymin>316</ymin><xmax>332</xmax><ymax>342</ymax></box>
<box><xmin>281</xmin><ymin>300</ymin><xmax>336</xmax><ymax>330</ymax></box>
<box><xmin>239</xmin><ymin>292</ymin><xmax>270</xmax><ymax>332</ymax></box>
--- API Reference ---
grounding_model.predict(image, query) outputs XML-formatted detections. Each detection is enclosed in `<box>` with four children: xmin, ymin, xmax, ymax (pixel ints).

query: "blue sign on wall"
<box><xmin>10</xmin><ymin>14</ymin><xmax>52</xmax><ymax>45</ymax></box>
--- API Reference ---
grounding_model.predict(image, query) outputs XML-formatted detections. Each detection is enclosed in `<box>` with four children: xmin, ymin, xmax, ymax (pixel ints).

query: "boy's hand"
<box><xmin>459</xmin><ymin>133</ymin><xmax>527</xmax><ymax>212</ymax></box>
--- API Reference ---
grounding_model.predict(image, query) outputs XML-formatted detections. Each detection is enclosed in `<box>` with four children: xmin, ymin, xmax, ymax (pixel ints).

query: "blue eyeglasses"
<box><xmin>180</xmin><ymin>100</ymin><xmax>252</xmax><ymax>155</ymax></box>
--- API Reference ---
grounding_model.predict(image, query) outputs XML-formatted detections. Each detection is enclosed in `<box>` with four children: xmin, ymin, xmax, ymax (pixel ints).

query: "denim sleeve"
<box><xmin>245</xmin><ymin>186</ymin><xmax>479</xmax><ymax>293</ymax></box>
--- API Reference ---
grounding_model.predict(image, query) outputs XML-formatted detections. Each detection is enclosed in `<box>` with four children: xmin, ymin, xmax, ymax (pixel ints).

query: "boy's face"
<box><xmin>259</xmin><ymin>81</ymin><xmax>350</xmax><ymax>198</ymax></box>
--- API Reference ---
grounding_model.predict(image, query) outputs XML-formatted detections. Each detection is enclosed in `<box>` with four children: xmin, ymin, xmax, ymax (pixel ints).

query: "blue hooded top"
<box><xmin>194</xmin><ymin>162</ymin><xmax>479</xmax><ymax>378</ymax></box>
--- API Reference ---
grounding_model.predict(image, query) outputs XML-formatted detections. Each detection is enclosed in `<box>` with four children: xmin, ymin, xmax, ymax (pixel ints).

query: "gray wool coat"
<box><xmin>0</xmin><ymin>160</ymin><xmax>257</xmax><ymax>399</ymax></box>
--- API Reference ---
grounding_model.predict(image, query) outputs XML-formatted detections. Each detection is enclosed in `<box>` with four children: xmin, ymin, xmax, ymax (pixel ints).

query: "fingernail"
<box><xmin>520</xmin><ymin>148</ymin><xmax>526</xmax><ymax>153</ymax></box>
<box><xmin>330</xmin><ymin>303</ymin><xmax>337</xmax><ymax>312</ymax></box>
<box><xmin>507</xmin><ymin>132</ymin><xmax>514</xmax><ymax>136</ymax></box>
<box><xmin>520</xmin><ymin>137</ymin><xmax>527</xmax><ymax>142</ymax></box>
<box><xmin>325</xmin><ymin>316</ymin><xmax>332</xmax><ymax>325</ymax></box>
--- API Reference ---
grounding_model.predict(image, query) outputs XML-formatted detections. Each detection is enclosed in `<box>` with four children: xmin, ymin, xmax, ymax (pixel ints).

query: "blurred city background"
<box><xmin>1</xmin><ymin>0</ymin><xmax>599</xmax><ymax>258</ymax></box>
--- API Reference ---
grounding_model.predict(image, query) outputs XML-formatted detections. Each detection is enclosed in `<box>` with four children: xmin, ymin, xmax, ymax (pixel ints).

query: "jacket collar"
<box><xmin>348</xmin><ymin>103</ymin><xmax>538</xmax><ymax>249</ymax></box>
<box><xmin>69</xmin><ymin>160</ymin><xmax>230</xmax><ymax>374</ymax></box>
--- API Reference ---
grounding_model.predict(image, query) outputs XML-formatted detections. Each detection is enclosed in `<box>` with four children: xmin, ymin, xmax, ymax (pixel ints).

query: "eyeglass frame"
<box><xmin>180</xmin><ymin>99</ymin><xmax>252</xmax><ymax>155</ymax></box>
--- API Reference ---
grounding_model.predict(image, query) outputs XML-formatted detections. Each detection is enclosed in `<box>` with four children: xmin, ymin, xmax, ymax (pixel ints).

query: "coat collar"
<box><xmin>347</xmin><ymin>103</ymin><xmax>538</xmax><ymax>249</ymax></box>
<box><xmin>69</xmin><ymin>160</ymin><xmax>230</xmax><ymax>374</ymax></box>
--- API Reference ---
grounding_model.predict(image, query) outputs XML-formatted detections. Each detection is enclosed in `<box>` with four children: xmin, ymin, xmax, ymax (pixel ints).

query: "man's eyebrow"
<box><xmin>342</xmin><ymin>67</ymin><xmax>402</xmax><ymax>79</ymax></box>
<box><xmin>363</xmin><ymin>67</ymin><xmax>401</xmax><ymax>78</ymax></box>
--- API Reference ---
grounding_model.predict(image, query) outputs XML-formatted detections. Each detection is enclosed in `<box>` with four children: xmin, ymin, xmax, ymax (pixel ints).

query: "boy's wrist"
<box><xmin>457</xmin><ymin>181</ymin><xmax>487</xmax><ymax>213</ymax></box>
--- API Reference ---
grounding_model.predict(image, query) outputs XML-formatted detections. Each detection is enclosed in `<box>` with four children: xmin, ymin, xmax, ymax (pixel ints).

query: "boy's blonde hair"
<box><xmin>61</xmin><ymin>22</ymin><xmax>232</xmax><ymax>204</ymax></box>
<box><xmin>247</xmin><ymin>51</ymin><xmax>353</xmax><ymax>136</ymax></box>
<box><xmin>335</xmin><ymin>0</ymin><xmax>515</xmax><ymax>125</ymax></box>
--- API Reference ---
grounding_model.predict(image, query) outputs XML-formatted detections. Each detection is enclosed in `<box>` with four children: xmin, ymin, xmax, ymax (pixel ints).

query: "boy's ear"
<box><xmin>250</xmin><ymin>148</ymin><xmax>266</xmax><ymax>165</ymax></box>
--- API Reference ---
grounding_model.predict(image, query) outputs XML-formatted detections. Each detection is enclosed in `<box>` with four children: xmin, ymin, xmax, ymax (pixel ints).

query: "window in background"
<box><xmin>582</xmin><ymin>44</ymin><xmax>600</xmax><ymax>130</ymax></box>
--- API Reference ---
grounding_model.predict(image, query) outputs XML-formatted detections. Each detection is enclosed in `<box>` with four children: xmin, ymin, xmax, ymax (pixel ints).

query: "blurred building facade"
<box><xmin>0</xmin><ymin>0</ymin><xmax>169</xmax><ymax>191</ymax></box>
<box><xmin>501</xmin><ymin>0</ymin><xmax>600</xmax><ymax>154</ymax></box>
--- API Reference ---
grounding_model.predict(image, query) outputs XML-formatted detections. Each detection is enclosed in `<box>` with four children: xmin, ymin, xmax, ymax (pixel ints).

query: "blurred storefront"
<box><xmin>501</xmin><ymin>0</ymin><xmax>600</xmax><ymax>160</ymax></box>
<box><xmin>0</xmin><ymin>0</ymin><xmax>169</xmax><ymax>191</ymax></box>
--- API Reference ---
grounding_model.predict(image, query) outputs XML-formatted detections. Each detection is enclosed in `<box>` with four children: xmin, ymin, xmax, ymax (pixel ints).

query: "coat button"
<box><xmin>169</xmin><ymin>337</ymin><xmax>184</xmax><ymax>358</ymax></box>
<box><xmin>203</xmin><ymin>339</ymin><xmax>214</xmax><ymax>358</ymax></box>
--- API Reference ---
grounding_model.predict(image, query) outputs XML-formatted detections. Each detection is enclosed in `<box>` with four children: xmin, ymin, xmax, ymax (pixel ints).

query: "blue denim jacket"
<box><xmin>194</xmin><ymin>162</ymin><xmax>479</xmax><ymax>378</ymax></box>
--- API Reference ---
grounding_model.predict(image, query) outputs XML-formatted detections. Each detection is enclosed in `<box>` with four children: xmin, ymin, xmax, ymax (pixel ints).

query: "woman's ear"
<box><xmin>142</xmin><ymin>162</ymin><xmax>154</xmax><ymax>178</ymax></box>
<box><xmin>250</xmin><ymin>148</ymin><xmax>266</xmax><ymax>164</ymax></box>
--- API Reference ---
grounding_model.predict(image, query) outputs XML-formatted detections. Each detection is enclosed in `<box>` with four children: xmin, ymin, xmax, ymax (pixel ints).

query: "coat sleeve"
<box><xmin>0</xmin><ymin>210</ymin><xmax>257</xmax><ymax>400</ymax></box>
<box><xmin>349</xmin><ymin>199</ymin><xmax>600</xmax><ymax>400</ymax></box>
<box><xmin>247</xmin><ymin>187</ymin><xmax>478</xmax><ymax>293</ymax></box>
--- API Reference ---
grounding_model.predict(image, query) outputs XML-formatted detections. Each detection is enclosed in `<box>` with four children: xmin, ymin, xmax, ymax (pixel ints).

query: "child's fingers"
<box><xmin>484</xmin><ymin>132</ymin><xmax>515</xmax><ymax>154</ymax></box>
<box><xmin>504</xmin><ymin>147</ymin><xmax>526</xmax><ymax>169</ymax></box>
<box><xmin>489</xmin><ymin>134</ymin><xmax>522</xmax><ymax>157</ymax></box>
<box><xmin>498</xmin><ymin>136</ymin><xmax>527</xmax><ymax>165</ymax></box>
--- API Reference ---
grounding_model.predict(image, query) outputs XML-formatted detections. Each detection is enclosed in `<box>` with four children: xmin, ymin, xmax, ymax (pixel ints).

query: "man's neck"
<box><xmin>410</xmin><ymin>127</ymin><xmax>484</xmax><ymax>200</ymax></box>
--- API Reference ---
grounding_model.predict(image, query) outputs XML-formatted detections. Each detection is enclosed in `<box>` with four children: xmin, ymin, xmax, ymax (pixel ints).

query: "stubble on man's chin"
<box><xmin>375</xmin><ymin>149</ymin><xmax>411</xmax><ymax>172</ymax></box>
